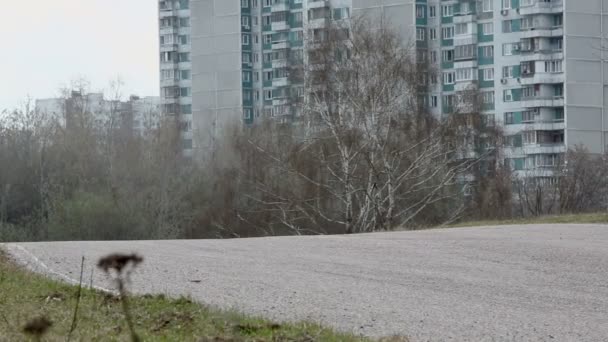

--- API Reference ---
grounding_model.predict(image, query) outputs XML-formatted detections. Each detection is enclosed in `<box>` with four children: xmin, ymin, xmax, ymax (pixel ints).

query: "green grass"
<box><xmin>444</xmin><ymin>212</ymin><xmax>608</xmax><ymax>228</ymax></box>
<box><xmin>0</xmin><ymin>250</ymin><xmax>407</xmax><ymax>342</ymax></box>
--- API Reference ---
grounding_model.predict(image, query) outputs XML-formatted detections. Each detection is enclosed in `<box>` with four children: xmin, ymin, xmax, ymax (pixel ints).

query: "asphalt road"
<box><xmin>4</xmin><ymin>224</ymin><xmax>608</xmax><ymax>341</ymax></box>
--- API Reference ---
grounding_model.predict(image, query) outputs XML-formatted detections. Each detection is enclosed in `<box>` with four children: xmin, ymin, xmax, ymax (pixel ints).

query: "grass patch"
<box><xmin>444</xmin><ymin>212</ymin><xmax>608</xmax><ymax>228</ymax></box>
<box><xmin>0</xmin><ymin>250</ymin><xmax>406</xmax><ymax>341</ymax></box>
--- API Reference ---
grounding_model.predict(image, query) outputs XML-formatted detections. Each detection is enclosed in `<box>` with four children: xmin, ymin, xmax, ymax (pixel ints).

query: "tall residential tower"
<box><xmin>159</xmin><ymin>0</ymin><xmax>193</xmax><ymax>156</ymax></box>
<box><xmin>159</xmin><ymin>0</ymin><xmax>608</xmax><ymax>172</ymax></box>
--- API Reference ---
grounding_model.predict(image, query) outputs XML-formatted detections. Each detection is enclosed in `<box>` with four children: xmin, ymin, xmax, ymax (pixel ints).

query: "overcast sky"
<box><xmin>0</xmin><ymin>0</ymin><xmax>159</xmax><ymax>111</ymax></box>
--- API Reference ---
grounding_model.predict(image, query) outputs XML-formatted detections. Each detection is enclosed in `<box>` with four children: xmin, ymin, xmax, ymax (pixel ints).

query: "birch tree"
<box><xmin>240</xmin><ymin>18</ymin><xmax>486</xmax><ymax>234</ymax></box>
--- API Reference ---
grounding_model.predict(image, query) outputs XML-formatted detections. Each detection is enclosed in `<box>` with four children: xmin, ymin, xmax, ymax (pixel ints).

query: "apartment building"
<box><xmin>419</xmin><ymin>0</ymin><xmax>607</xmax><ymax>174</ymax></box>
<box><xmin>159</xmin><ymin>0</ymin><xmax>193</xmax><ymax>155</ymax></box>
<box><xmin>36</xmin><ymin>92</ymin><xmax>161</xmax><ymax>137</ymax></box>
<box><xmin>163</xmin><ymin>0</ymin><xmax>607</xmax><ymax>170</ymax></box>
<box><xmin>181</xmin><ymin>0</ymin><xmax>416</xmax><ymax>157</ymax></box>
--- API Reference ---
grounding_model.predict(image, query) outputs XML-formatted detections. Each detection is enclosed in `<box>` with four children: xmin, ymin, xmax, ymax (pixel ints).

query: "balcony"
<box><xmin>159</xmin><ymin>44</ymin><xmax>179</xmax><ymax>53</ymax></box>
<box><xmin>521</xmin><ymin>120</ymin><xmax>565</xmax><ymax>131</ymax></box>
<box><xmin>521</xmin><ymin>27</ymin><xmax>563</xmax><ymax>39</ymax></box>
<box><xmin>308</xmin><ymin>0</ymin><xmax>329</xmax><ymax>9</ymax></box>
<box><xmin>272</xmin><ymin>40</ymin><xmax>289</xmax><ymax>50</ymax></box>
<box><xmin>159</xmin><ymin>10</ymin><xmax>177</xmax><ymax>18</ymax></box>
<box><xmin>519</xmin><ymin>0</ymin><xmax>563</xmax><ymax>15</ymax></box>
<box><xmin>519</xmin><ymin>51</ymin><xmax>563</xmax><ymax>62</ymax></box>
<box><xmin>454</xmin><ymin>80</ymin><xmax>478</xmax><ymax>92</ymax></box>
<box><xmin>159</xmin><ymin>26</ymin><xmax>178</xmax><ymax>35</ymax></box>
<box><xmin>519</xmin><ymin>72</ymin><xmax>564</xmax><ymax>85</ymax></box>
<box><xmin>272</xmin><ymin>20</ymin><xmax>289</xmax><ymax>31</ymax></box>
<box><xmin>273</xmin><ymin>77</ymin><xmax>289</xmax><ymax>87</ymax></box>
<box><xmin>308</xmin><ymin>17</ymin><xmax>329</xmax><ymax>29</ymax></box>
<box><xmin>522</xmin><ymin>143</ymin><xmax>566</xmax><ymax>155</ymax></box>
<box><xmin>453</xmin><ymin>14</ymin><xmax>476</xmax><ymax>24</ymax></box>
<box><xmin>521</xmin><ymin>96</ymin><xmax>564</xmax><ymax>108</ymax></box>
<box><xmin>271</xmin><ymin>0</ymin><xmax>289</xmax><ymax>12</ymax></box>
<box><xmin>454</xmin><ymin>35</ymin><xmax>477</xmax><ymax>46</ymax></box>
<box><xmin>160</xmin><ymin>78</ymin><xmax>179</xmax><ymax>87</ymax></box>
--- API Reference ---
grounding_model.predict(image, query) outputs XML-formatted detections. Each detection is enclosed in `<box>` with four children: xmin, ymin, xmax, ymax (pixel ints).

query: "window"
<box><xmin>455</xmin><ymin>23</ymin><xmax>468</xmax><ymax>35</ymax></box>
<box><xmin>180</xmin><ymin>87</ymin><xmax>191</xmax><ymax>97</ymax></box>
<box><xmin>243</xmin><ymin>108</ymin><xmax>252</xmax><ymax>120</ymax></box>
<box><xmin>482</xmin><ymin>68</ymin><xmax>494</xmax><ymax>81</ymax></box>
<box><xmin>523</xmin><ymin>131</ymin><xmax>536</xmax><ymax>145</ymax></box>
<box><xmin>482</xmin><ymin>22</ymin><xmax>493</xmax><ymax>35</ymax></box>
<box><xmin>179</xmin><ymin>35</ymin><xmax>189</xmax><ymax>45</ymax></box>
<box><xmin>442</xmin><ymin>49</ymin><xmax>454</xmax><ymax>62</ymax></box>
<box><xmin>554</xmin><ymin>84</ymin><xmax>563</xmax><ymax>97</ymax></box>
<box><xmin>555</xmin><ymin>108</ymin><xmax>564</xmax><ymax>121</ymax></box>
<box><xmin>416</xmin><ymin>5</ymin><xmax>425</xmax><ymax>18</ymax></box>
<box><xmin>242</xmin><ymin>52</ymin><xmax>251</xmax><ymax>63</ymax></box>
<box><xmin>442</xmin><ymin>26</ymin><xmax>454</xmax><ymax>39</ymax></box>
<box><xmin>545</xmin><ymin>60</ymin><xmax>562</xmax><ymax>73</ymax></box>
<box><xmin>502</xmin><ymin>0</ymin><xmax>511</xmax><ymax>9</ymax></box>
<box><xmin>430</xmin><ymin>50</ymin><xmax>437</xmax><ymax>63</ymax></box>
<box><xmin>429</xmin><ymin>28</ymin><xmax>437</xmax><ymax>40</ymax></box>
<box><xmin>416</xmin><ymin>28</ymin><xmax>425</xmax><ymax>41</ymax></box>
<box><xmin>264</xmin><ymin>90</ymin><xmax>272</xmax><ymax>100</ymax></box>
<box><xmin>455</xmin><ymin>44</ymin><xmax>476</xmax><ymax>60</ymax></box>
<box><xmin>243</xmin><ymin>91</ymin><xmax>251</xmax><ymax>101</ymax></box>
<box><xmin>182</xmin><ymin>139</ymin><xmax>193</xmax><ymax>150</ymax></box>
<box><xmin>456</xmin><ymin>68</ymin><xmax>474</xmax><ymax>81</ymax></box>
<box><xmin>263</xmin><ymin>15</ymin><xmax>271</xmax><ymax>26</ymax></box>
<box><xmin>482</xmin><ymin>0</ymin><xmax>493</xmax><ymax>12</ymax></box>
<box><xmin>551</xmin><ymin>38</ymin><xmax>563</xmax><ymax>51</ymax></box>
<box><xmin>242</xmin><ymin>16</ymin><xmax>250</xmax><ymax>27</ymax></box>
<box><xmin>443</xmin><ymin>72</ymin><xmax>455</xmax><ymax>84</ymax></box>
<box><xmin>502</xmin><ymin>20</ymin><xmax>513</xmax><ymax>33</ymax></box>
<box><xmin>179</xmin><ymin>18</ymin><xmax>190</xmax><ymax>27</ymax></box>
<box><xmin>178</xmin><ymin>0</ymin><xmax>189</xmax><ymax>9</ymax></box>
<box><xmin>181</xmin><ymin>70</ymin><xmax>190</xmax><ymax>80</ymax></box>
<box><xmin>293</xmin><ymin>12</ymin><xmax>303</xmax><ymax>24</ymax></box>
<box><xmin>263</xmin><ymin>34</ymin><xmax>272</xmax><ymax>44</ymax></box>
<box><xmin>554</xmin><ymin>14</ymin><xmax>563</xmax><ymax>27</ymax></box>
<box><xmin>504</xmin><ymin>112</ymin><xmax>514</xmax><ymax>124</ymax></box>
<box><xmin>431</xmin><ymin>95</ymin><xmax>438</xmax><ymax>108</ymax></box>
<box><xmin>522</xmin><ymin>109</ymin><xmax>538</xmax><ymax>122</ymax></box>
<box><xmin>441</xmin><ymin>5</ymin><xmax>453</xmax><ymax>17</ymax></box>
<box><xmin>503</xmin><ymin>43</ymin><xmax>517</xmax><ymax>55</ymax></box>
<box><xmin>443</xmin><ymin>95</ymin><xmax>455</xmax><ymax>110</ymax></box>
<box><xmin>181</xmin><ymin>104</ymin><xmax>192</xmax><ymax>114</ymax></box>
<box><xmin>481</xmin><ymin>45</ymin><xmax>494</xmax><ymax>58</ymax></box>
<box><xmin>429</xmin><ymin>6</ymin><xmax>437</xmax><ymax>18</ymax></box>
<box><xmin>178</xmin><ymin>52</ymin><xmax>190</xmax><ymax>62</ymax></box>
<box><xmin>522</xmin><ymin>86</ymin><xmax>536</xmax><ymax>98</ymax></box>
<box><xmin>503</xmin><ymin>66</ymin><xmax>515</xmax><ymax>78</ymax></box>
<box><xmin>242</xmin><ymin>71</ymin><xmax>251</xmax><ymax>82</ymax></box>
<box><xmin>482</xmin><ymin>91</ymin><xmax>494</xmax><ymax>104</ymax></box>
<box><xmin>521</xmin><ymin>17</ymin><xmax>533</xmax><ymax>30</ymax></box>
<box><xmin>241</xmin><ymin>0</ymin><xmax>249</xmax><ymax>8</ymax></box>
<box><xmin>242</xmin><ymin>34</ymin><xmax>250</xmax><ymax>45</ymax></box>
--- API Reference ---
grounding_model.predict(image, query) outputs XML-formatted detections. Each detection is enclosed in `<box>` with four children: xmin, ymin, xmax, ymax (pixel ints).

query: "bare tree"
<box><xmin>234</xmin><ymin>17</ymin><xmax>489</xmax><ymax>234</ymax></box>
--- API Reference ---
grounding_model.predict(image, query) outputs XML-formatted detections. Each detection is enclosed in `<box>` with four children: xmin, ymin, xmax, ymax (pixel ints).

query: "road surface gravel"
<box><xmin>3</xmin><ymin>224</ymin><xmax>608</xmax><ymax>341</ymax></box>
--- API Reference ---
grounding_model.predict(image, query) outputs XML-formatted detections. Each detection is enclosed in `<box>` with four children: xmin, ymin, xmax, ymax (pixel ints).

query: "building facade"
<box><xmin>163</xmin><ymin>0</ymin><xmax>608</xmax><ymax>170</ymax></box>
<box><xmin>36</xmin><ymin>92</ymin><xmax>160</xmax><ymax>137</ymax></box>
<box><xmin>159</xmin><ymin>0</ymin><xmax>193</xmax><ymax>155</ymax></box>
<box><xmin>419</xmin><ymin>0</ymin><xmax>608</xmax><ymax>174</ymax></box>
